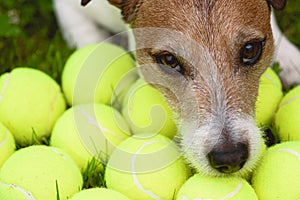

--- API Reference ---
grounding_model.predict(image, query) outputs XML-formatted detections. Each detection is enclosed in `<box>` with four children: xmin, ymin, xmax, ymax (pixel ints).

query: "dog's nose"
<box><xmin>207</xmin><ymin>143</ymin><xmax>248</xmax><ymax>174</ymax></box>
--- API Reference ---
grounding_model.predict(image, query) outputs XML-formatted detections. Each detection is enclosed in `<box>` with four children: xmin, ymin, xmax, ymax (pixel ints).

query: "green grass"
<box><xmin>0</xmin><ymin>0</ymin><xmax>74</xmax><ymax>84</ymax></box>
<box><xmin>82</xmin><ymin>157</ymin><xmax>106</xmax><ymax>189</ymax></box>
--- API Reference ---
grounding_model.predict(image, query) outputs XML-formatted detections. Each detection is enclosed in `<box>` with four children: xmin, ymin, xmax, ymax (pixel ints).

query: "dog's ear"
<box><xmin>108</xmin><ymin>0</ymin><xmax>142</xmax><ymax>24</ymax></box>
<box><xmin>268</xmin><ymin>0</ymin><xmax>287</xmax><ymax>10</ymax></box>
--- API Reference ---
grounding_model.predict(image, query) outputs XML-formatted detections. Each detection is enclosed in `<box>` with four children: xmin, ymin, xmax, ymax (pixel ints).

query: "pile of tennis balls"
<box><xmin>0</xmin><ymin>41</ymin><xmax>299</xmax><ymax>200</ymax></box>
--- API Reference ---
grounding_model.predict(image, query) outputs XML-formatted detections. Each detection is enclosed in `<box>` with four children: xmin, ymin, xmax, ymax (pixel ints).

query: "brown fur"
<box><xmin>129</xmin><ymin>0</ymin><xmax>273</xmax><ymax>116</ymax></box>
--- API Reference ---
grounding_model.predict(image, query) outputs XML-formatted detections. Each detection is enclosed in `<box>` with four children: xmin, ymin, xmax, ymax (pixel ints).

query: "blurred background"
<box><xmin>0</xmin><ymin>0</ymin><xmax>299</xmax><ymax>83</ymax></box>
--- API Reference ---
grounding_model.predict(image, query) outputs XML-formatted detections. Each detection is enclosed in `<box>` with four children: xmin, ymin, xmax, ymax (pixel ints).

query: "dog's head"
<box><xmin>83</xmin><ymin>0</ymin><xmax>286</xmax><ymax>177</ymax></box>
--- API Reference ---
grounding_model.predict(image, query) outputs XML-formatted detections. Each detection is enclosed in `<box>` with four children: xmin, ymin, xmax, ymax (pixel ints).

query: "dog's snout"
<box><xmin>208</xmin><ymin>143</ymin><xmax>248</xmax><ymax>174</ymax></box>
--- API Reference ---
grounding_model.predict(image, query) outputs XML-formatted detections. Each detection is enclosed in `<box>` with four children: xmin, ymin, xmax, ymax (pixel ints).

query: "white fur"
<box><xmin>271</xmin><ymin>12</ymin><xmax>300</xmax><ymax>86</ymax></box>
<box><xmin>53</xmin><ymin>0</ymin><xmax>128</xmax><ymax>47</ymax></box>
<box><xmin>176</xmin><ymin>50</ymin><xmax>263</xmax><ymax>177</ymax></box>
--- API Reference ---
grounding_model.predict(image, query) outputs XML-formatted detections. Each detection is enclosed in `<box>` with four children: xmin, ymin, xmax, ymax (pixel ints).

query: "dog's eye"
<box><xmin>154</xmin><ymin>52</ymin><xmax>183</xmax><ymax>73</ymax></box>
<box><xmin>240</xmin><ymin>41</ymin><xmax>263</xmax><ymax>66</ymax></box>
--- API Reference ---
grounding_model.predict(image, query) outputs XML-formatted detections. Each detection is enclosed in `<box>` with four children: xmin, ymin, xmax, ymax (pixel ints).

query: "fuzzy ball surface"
<box><xmin>105</xmin><ymin>133</ymin><xmax>190</xmax><ymax>200</ymax></box>
<box><xmin>0</xmin><ymin>145</ymin><xmax>83</xmax><ymax>200</ymax></box>
<box><xmin>69</xmin><ymin>188</ymin><xmax>130</xmax><ymax>200</ymax></box>
<box><xmin>275</xmin><ymin>86</ymin><xmax>300</xmax><ymax>141</ymax></box>
<box><xmin>62</xmin><ymin>43</ymin><xmax>137</xmax><ymax>107</ymax></box>
<box><xmin>0</xmin><ymin>123</ymin><xmax>15</xmax><ymax>167</ymax></box>
<box><xmin>255</xmin><ymin>67</ymin><xmax>283</xmax><ymax>127</ymax></box>
<box><xmin>50</xmin><ymin>103</ymin><xmax>131</xmax><ymax>171</ymax></box>
<box><xmin>177</xmin><ymin>174</ymin><xmax>258</xmax><ymax>200</ymax></box>
<box><xmin>252</xmin><ymin>141</ymin><xmax>300</xmax><ymax>200</ymax></box>
<box><xmin>0</xmin><ymin>67</ymin><xmax>66</xmax><ymax>146</ymax></box>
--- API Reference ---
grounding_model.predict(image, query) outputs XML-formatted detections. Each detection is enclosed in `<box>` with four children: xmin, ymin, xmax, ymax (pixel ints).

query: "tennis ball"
<box><xmin>0</xmin><ymin>145</ymin><xmax>83</xmax><ymax>200</ymax></box>
<box><xmin>177</xmin><ymin>174</ymin><xmax>258</xmax><ymax>199</ymax></box>
<box><xmin>274</xmin><ymin>86</ymin><xmax>300</xmax><ymax>141</ymax></box>
<box><xmin>0</xmin><ymin>123</ymin><xmax>15</xmax><ymax>167</ymax></box>
<box><xmin>62</xmin><ymin>42</ymin><xmax>138</xmax><ymax>107</ymax></box>
<box><xmin>122</xmin><ymin>79</ymin><xmax>177</xmax><ymax>138</ymax></box>
<box><xmin>50</xmin><ymin>103</ymin><xmax>131</xmax><ymax>171</ymax></box>
<box><xmin>252</xmin><ymin>141</ymin><xmax>300</xmax><ymax>200</ymax></box>
<box><xmin>255</xmin><ymin>67</ymin><xmax>283</xmax><ymax>127</ymax></box>
<box><xmin>69</xmin><ymin>188</ymin><xmax>130</xmax><ymax>200</ymax></box>
<box><xmin>105</xmin><ymin>133</ymin><xmax>191</xmax><ymax>200</ymax></box>
<box><xmin>0</xmin><ymin>182</ymin><xmax>36</xmax><ymax>200</ymax></box>
<box><xmin>0</xmin><ymin>67</ymin><xmax>66</xmax><ymax>146</ymax></box>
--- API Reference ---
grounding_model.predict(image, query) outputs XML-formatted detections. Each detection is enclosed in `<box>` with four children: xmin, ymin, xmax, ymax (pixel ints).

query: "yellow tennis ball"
<box><xmin>62</xmin><ymin>42</ymin><xmax>138</xmax><ymax>107</ymax></box>
<box><xmin>0</xmin><ymin>145</ymin><xmax>83</xmax><ymax>200</ymax></box>
<box><xmin>252</xmin><ymin>141</ymin><xmax>300</xmax><ymax>200</ymax></box>
<box><xmin>50</xmin><ymin>103</ymin><xmax>131</xmax><ymax>171</ymax></box>
<box><xmin>69</xmin><ymin>188</ymin><xmax>130</xmax><ymax>200</ymax></box>
<box><xmin>122</xmin><ymin>79</ymin><xmax>177</xmax><ymax>138</ymax></box>
<box><xmin>274</xmin><ymin>86</ymin><xmax>300</xmax><ymax>141</ymax></box>
<box><xmin>0</xmin><ymin>123</ymin><xmax>15</xmax><ymax>167</ymax></box>
<box><xmin>0</xmin><ymin>67</ymin><xmax>66</xmax><ymax>146</ymax></box>
<box><xmin>177</xmin><ymin>174</ymin><xmax>258</xmax><ymax>199</ymax></box>
<box><xmin>105</xmin><ymin>133</ymin><xmax>191</xmax><ymax>200</ymax></box>
<box><xmin>255</xmin><ymin>67</ymin><xmax>283</xmax><ymax>127</ymax></box>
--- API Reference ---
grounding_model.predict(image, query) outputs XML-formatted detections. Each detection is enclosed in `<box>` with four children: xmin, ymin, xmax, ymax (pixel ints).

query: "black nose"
<box><xmin>208</xmin><ymin>143</ymin><xmax>248</xmax><ymax>174</ymax></box>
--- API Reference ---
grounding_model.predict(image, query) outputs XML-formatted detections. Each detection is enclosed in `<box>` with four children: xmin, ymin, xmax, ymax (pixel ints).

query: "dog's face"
<box><xmin>103</xmin><ymin>0</ymin><xmax>286</xmax><ymax>177</ymax></box>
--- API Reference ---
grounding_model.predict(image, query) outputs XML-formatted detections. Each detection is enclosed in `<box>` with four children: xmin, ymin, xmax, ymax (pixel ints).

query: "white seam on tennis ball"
<box><xmin>221</xmin><ymin>180</ymin><xmax>243</xmax><ymax>200</ymax></box>
<box><xmin>45</xmin><ymin>91</ymin><xmax>60</xmax><ymax>135</ymax></box>
<box><xmin>0</xmin><ymin>182</ymin><xmax>36</xmax><ymax>200</ymax></box>
<box><xmin>275</xmin><ymin>148</ymin><xmax>300</xmax><ymax>161</ymax></box>
<box><xmin>179</xmin><ymin>196</ymin><xmax>214</xmax><ymax>200</ymax></box>
<box><xmin>178</xmin><ymin>180</ymin><xmax>243</xmax><ymax>200</ymax></box>
<box><xmin>263</xmin><ymin>73</ymin><xmax>280</xmax><ymax>88</ymax></box>
<box><xmin>0</xmin><ymin>72</ymin><xmax>11</xmax><ymax>102</ymax></box>
<box><xmin>280</xmin><ymin>94</ymin><xmax>300</xmax><ymax>108</ymax></box>
<box><xmin>80</xmin><ymin>107</ymin><xmax>124</xmax><ymax>141</ymax></box>
<box><xmin>178</xmin><ymin>195</ymin><xmax>213</xmax><ymax>200</ymax></box>
<box><xmin>0</xmin><ymin>130</ymin><xmax>8</xmax><ymax>148</ymax></box>
<box><xmin>131</xmin><ymin>139</ymin><xmax>168</xmax><ymax>200</ymax></box>
<box><xmin>50</xmin><ymin>148</ymin><xmax>67</xmax><ymax>160</ymax></box>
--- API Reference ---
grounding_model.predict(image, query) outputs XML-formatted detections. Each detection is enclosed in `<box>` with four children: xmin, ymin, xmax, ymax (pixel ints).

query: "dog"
<box><xmin>53</xmin><ymin>0</ymin><xmax>300</xmax><ymax>177</ymax></box>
